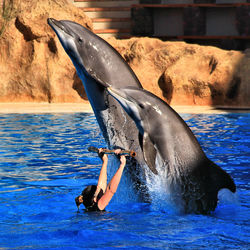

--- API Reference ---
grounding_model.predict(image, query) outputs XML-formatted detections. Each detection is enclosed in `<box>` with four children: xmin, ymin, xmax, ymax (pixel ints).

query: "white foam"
<box><xmin>218</xmin><ymin>188</ymin><xmax>239</xmax><ymax>205</ymax></box>
<box><xmin>143</xmin><ymin>153</ymin><xmax>184</xmax><ymax>213</ymax></box>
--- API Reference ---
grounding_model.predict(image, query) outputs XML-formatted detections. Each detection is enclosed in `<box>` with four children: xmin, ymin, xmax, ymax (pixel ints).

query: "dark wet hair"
<box><xmin>81</xmin><ymin>185</ymin><xmax>104</xmax><ymax>209</ymax></box>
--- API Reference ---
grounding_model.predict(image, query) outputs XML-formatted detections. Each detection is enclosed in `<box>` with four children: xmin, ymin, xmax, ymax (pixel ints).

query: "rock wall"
<box><xmin>108</xmin><ymin>37</ymin><xmax>250</xmax><ymax>107</ymax></box>
<box><xmin>0</xmin><ymin>0</ymin><xmax>92</xmax><ymax>103</ymax></box>
<box><xmin>0</xmin><ymin>0</ymin><xmax>249</xmax><ymax>106</ymax></box>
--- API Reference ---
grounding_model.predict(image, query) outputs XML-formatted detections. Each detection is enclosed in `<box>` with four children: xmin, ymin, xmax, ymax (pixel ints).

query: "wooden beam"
<box><xmin>132</xmin><ymin>3</ymin><xmax>250</xmax><ymax>8</ymax></box>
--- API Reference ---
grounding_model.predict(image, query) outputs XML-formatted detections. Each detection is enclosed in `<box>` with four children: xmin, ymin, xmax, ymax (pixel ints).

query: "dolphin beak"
<box><xmin>47</xmin><ymin>18</ymin><xmax>72</xmax><ymax>37</ymax></box>
<box><xmin>47</xmin><ymin>18</ymin><xmax>61</xmax><ymax>30</ymax></box>
<box><xmin>107</xmin><ymin>87</ymin><xmax>115</xmax><ymax>95</ymax></box>
<box><xmin>107</xmin><ymin>87</ymin><xmax>125</xmax><ymax>100</ymax></box>
<box><xmin>107</xmin><ymin>87</ymin><xmax>136</xmax><ymax>111</ymax></box>
<box><xmin>107</xmin><ymin>87</ymin><xmax>116</xmax><ymax>97</ymax></box>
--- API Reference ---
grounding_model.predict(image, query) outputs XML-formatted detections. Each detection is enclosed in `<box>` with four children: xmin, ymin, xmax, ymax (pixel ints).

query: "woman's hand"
<box><xmin>114</xmin><ymin>149</ymin><xmax>121</xmax><ymax>155</ymax></box>
<box><xmin>114</xmin><ymin>149</ymin><xmax>126</xmax><ymax>166</ymax></box>
<box><xmin>98</xmin><ymin>148</ymin><xmax>108</xmax><ymax>162</ymax></box>
<box><xmin>120</xmin><ymin>155</ymin><xmax>126</xmax><ymax>165</ymax></box>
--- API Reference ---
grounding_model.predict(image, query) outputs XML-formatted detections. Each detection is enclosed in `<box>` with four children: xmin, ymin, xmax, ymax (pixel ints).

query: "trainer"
<box><xmin>75</xmin><ymin>148</ymin><xmax>126</xmax><ymax>211</ymax></box>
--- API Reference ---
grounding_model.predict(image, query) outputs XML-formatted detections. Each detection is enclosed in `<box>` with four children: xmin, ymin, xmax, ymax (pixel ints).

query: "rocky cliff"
<box><xmin>108</xmin><ymin>37</ymin><xmax>250</xmax><ymax>107</ymax></box>
<box><xmin>0</xmin><ymin>0</ymin><xmax>92</xmax><ymax>103</ymax></box>
<box><xmin>0</xmin><ymin>0</ymin><xmax>249</xmax><ymax>106</ymax></box>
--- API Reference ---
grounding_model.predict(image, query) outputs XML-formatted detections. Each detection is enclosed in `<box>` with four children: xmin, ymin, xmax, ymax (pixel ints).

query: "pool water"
<box><xmin>0</xmin><ymin>113</ymin><xmax>249</xmax><ymax>249</ymax></box>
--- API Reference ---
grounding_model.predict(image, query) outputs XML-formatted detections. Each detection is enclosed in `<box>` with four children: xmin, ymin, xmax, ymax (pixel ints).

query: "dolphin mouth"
<box><xmin>47</xmin><ymin>18</ymin><xmax>73</xmax><ymax>38</ymax></box>
<box><xmin>107</xmin><ymin>87</ymin><xmax>118</xmax><ymax>96</ymax></box>
<box><xmin>107</xmin><ymin>87</ymin><xmax>131</xmax><ymax>103</ymax></box>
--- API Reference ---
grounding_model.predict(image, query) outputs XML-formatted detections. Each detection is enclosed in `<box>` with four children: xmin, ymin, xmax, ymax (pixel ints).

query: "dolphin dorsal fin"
<box><xmin>139</xmin><ymin>132</ymin><xmax>158</xmax><ymax>175</ymax></box>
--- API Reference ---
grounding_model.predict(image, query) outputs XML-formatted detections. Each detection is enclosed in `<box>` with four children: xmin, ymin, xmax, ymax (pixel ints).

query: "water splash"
<box><xmin>106</xmin><ymin>155</ymin><xmax>140</xmax><ymax>204</ymax></box>
<box><xmin>104</xmin><ymin>138</ymin><xmax>184</xmax><ymax>213</ymax></box>
<box><xmin>218</xmin><ymin>188</ymin><xmax>239</xmax><ymax>205</ymax></box>
<box><xmin>144</xmin><ymin>153</ymin><xmax>184</xmax><ymax>214</ymax></box>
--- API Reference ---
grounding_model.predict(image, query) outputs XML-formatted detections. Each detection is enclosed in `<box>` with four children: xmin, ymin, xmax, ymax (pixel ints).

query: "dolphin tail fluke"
<box><xmin>189</xmin><ymin>161</ymin><xmax>236</xmax><ymax>214</ymax></box>
<box><xmin>209</xmin><ymin>161</ymin><xmax>236</xmax><ymax>194</ymax></box>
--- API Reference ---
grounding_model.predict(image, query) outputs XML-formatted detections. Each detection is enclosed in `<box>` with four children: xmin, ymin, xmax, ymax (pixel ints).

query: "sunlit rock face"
<box><xmin>0</xmin><ymin>0</ymin><xmax>92</xmax><ymax>103</ymax></box>
<box><xmin>0</xmin><ymin>0</ymin><xmax>249</xmax><ymax>107</ymax></box>
<box><xmin>108</xmin><ymin>37</ymin><xmax>250</xmax><ymax>107</ymax></box>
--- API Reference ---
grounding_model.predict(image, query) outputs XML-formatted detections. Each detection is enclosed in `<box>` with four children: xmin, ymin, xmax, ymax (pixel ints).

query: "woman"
<box><xmin>75</xmin><ymin>149</ymin><xmax>126</xmax><ymax>211</ymax></box>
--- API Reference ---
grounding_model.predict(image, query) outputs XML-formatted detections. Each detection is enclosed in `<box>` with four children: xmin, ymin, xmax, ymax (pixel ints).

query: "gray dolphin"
<box><xmin>47</xmin><ymin>18</ymin><xmax>152</xmax><ymax>200</ymax></box>
<box><xmin>107</xmin><ymin>86</ymin><xmax>236</xmax><ymax>214</ymax></box>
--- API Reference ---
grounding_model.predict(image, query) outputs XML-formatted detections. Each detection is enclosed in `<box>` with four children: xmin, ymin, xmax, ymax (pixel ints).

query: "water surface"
<box><xmin>0</xmin><ymin>113</ymin><xmax>249</xmax><ymax>249</ymax></box>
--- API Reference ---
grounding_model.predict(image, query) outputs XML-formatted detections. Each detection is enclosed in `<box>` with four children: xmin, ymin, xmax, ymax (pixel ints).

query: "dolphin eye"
<box><xmin>78</xmin><ymin>37</ymin><xmax>83</xmax><ymax>44</ymax></box>
<box><xmin>139</xmin><ymin>103</ymin><xmax>144</xmax><ymax>109</ymax></box>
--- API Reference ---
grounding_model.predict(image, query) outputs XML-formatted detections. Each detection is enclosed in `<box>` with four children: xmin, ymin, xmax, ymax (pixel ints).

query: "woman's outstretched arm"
<box><xmin>93</xmin><ymin>149</ymin><xmax>108</xmax><ymax>201</ymax></box>
<box><xmin>97</xmin><ymin>149</ymin><xmax>126</xmax><ymax>210</ymax></box>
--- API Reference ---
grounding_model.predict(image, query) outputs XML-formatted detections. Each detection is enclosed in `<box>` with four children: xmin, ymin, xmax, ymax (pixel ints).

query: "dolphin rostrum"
<box><xmin>107</xmin><ymin>86</ymin><xmax>236</xmax><ymax>214</ymax></box>
<box><xmin>47</xmin><ymin>18</ymin><xmax>152</xmax><ymax>200</ymax></box>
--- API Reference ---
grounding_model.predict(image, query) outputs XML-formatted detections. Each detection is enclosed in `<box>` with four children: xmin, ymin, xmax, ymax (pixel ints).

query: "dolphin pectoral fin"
<box><xmin>139</xmin><ymin>133</ymin><xmax>158</xmax><ymax>175</ymax></box>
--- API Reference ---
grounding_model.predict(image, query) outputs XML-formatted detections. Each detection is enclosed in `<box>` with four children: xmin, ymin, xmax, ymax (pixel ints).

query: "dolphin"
<box><xmin>47</xmin><ymin>18</ymin><xmax>152</xmax><ymax>199</ymax></box>
<box><xmin>107</xmin><ymin>86</ymin><xmax>236</xmax><ymax>214</ymax></box>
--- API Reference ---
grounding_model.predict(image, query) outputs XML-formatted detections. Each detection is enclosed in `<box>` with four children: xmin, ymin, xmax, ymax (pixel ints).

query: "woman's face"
<box><xmin>75</xmin><ymin>195</ymin><xmax>83</xmax><ymax>209</ymax></box>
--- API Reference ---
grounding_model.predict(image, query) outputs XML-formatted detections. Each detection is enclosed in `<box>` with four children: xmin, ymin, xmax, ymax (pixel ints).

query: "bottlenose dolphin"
<box><xmin>47</xmin><ymin>18</ymin><xmax>151</xmax><ymax>199</ymax></box>
<box><xmin>108</xmin><ymin>86</ymin><xmax>236</xmax><ymax>213</ymax></box>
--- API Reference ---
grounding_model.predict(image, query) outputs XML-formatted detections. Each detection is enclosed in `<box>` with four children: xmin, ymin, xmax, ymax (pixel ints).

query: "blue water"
<box><xmin>0</xmin><ymin>112</ymin><xmax>249</xmax><ymax>249</ymax></box>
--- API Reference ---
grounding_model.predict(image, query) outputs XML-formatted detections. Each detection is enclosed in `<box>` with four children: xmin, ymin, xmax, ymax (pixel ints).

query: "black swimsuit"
<box><xmin>86</xmin><ymin>189</ymin><xmax>104</xmax><ymax>212</ymax></box>
<box><xmin>86</xmin><ymin>201</ymin><xmax>101</xmax><ymax>212</ymax></box>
